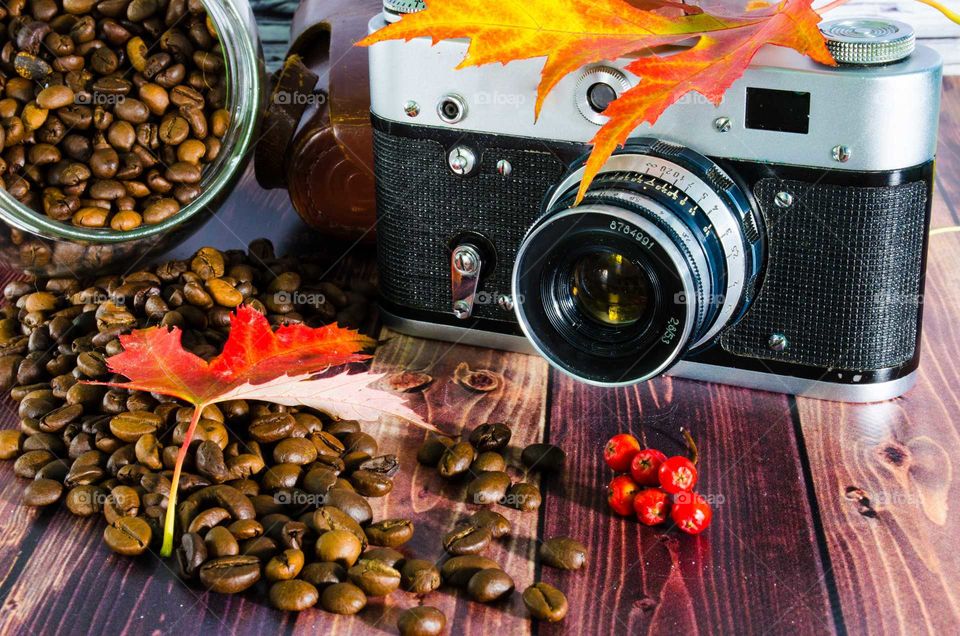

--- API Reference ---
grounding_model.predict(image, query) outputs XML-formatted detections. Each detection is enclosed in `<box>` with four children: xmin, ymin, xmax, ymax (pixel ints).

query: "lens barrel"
<box><xmin>512</xmin><ymin>139</ymin><xmax>764</xmax><ymax>386</ymax></box>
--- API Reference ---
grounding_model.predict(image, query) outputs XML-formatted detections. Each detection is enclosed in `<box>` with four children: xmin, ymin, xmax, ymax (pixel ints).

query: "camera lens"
<box><xmin>512</xmin><ymin>138</ymin><xmax>765</xmax><ymax>386</ymax></box>
<box><xmin>586</xmin><ymin>82</ymin><xmax>618</xmax><ymax>114</ymax></box>
<box><xmin>571</xmin><ymin>251</ymin><xmax>650</xmax><ymax>326</ymax></box>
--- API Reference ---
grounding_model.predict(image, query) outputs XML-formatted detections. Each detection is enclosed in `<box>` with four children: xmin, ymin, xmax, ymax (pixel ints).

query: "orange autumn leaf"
<box><xmin>357</xmin><ymin>0</ymin><xmax>756</xmax><ymax>118</ymax></box>
<box><xmin>358</xmin><ymin>0</ymin><xmax>835</xmax><ymax>203</ymax></box>
<box><xmin>581</xmin><ymin>0</ymin><xmax>833</xmax><ymax>202</ymax></box>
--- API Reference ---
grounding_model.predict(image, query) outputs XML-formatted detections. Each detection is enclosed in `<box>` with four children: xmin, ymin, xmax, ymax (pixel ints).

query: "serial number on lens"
<box><xmin>609</xmin><ymin>221</ymin><xmax>655</xmax><ymax>248</ymax></box>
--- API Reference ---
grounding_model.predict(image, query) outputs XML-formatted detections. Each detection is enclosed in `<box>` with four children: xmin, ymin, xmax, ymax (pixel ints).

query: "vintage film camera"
<box><xmin>367</xmin><ymin>4</ymin><xmax>942</xmax><ymax>402</ymax></box>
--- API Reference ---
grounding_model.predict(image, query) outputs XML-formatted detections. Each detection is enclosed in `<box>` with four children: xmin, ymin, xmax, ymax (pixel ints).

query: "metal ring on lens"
<box><xmin>547</xmin><ymin>150</ymin><xmax>753</xmax><ymax>348</ymax></box>
<box><xmin>513</xmin><ymin>206</ymin><xmax>697</xmax><ymax>386</ymax></box>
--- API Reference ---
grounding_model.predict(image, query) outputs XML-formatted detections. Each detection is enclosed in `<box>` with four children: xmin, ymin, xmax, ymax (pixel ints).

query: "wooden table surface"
<box><xmin>1</xmin><ymin>9</ymin><xmax>960</xmax><ymax>634</ymax></box>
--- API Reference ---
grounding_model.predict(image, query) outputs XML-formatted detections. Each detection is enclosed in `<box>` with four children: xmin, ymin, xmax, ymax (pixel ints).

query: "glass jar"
<box><xmin>0</xmin><ymin>0</ymin><xmax>264</xmax><ymax>277</ymax></box>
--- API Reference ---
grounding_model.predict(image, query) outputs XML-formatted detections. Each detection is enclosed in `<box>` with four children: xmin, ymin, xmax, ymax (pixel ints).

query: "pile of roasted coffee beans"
<box><xmin>0</xmin><ymin>0</ymin><xmax>231</xmax><ymax>230</ymax></box>
<box><xmin>603</xmin><ymin>432</ymin><xmax>713</xmax><ymax>534</ymax></box>
<box><xmin>0</xmin><ymin>241</ymin><xmax>587</xmax><ymax>632</ymax></box>
<box><xmin>417</xmin><ymin>424</ymin><xmax>585</xmax><ymax>624</ymax></box>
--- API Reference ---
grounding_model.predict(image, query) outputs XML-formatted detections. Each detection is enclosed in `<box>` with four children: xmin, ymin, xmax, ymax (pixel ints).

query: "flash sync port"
<box><xmin>437</xmin><ymin>94</ymin><xmax>467</xmax><ymax>124</ymax></box>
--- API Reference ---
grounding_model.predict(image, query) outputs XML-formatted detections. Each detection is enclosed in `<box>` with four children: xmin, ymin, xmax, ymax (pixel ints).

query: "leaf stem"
<box><xmin>681</xmin><ymin>427</ymin><xmax>699</xmax><ymax>465</ymax></box>
<box><xmin>816</xmin><ymin>0</ymin><xmax>851</xmax><ymax>13</ymax></box>
<box><xmin>915</xmin><ymin>0</ymin><xmax>960</xmax><ymax>26</ymax></box>
<box><xmin>160</xmin><ymin>403</ymin><xmax>204</xmax><ymax>557</ymax></box>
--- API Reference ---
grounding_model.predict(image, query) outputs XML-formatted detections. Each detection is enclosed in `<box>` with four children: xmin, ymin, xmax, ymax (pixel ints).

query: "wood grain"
<box><xmin>794</xmin><ymin>78</ymin><xmax>960</xmax><ymax>634</ymax></box>
<box><xmin>540</xmin><ymin>375</ymin><xmax>838</xmax><ymax>636</ymax></box>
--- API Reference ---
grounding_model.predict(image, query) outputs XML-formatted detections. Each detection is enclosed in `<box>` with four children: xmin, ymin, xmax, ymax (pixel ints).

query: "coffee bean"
<box><xmin>303</xmin><ymin>466</ymin><xmax>337</xmax><ymax>495</ymax></box>
<box><xmin>315</xmin><ymin>530</ymin><xmax>362</xmax><ymax>568</ymax></box>
<box><xmin>340</xmin><ymin>432</ymin><xmax>378</xmax><ymax>457</ymax></box>
<box><xmin>301</xmin><ymin>562</ymin><xmax>345</xmax><ymax>588</ymax></box>
<box><xmin>521</xmin><ymin>443</ymin><xmax>566</xmax><ymax>472</ymax></box>
<box><xmin>397</xmin><ymin>606</ymin><xmax>446</xmax><ymax>636</ymax></box>
<box><xmin>310</xmin><ymin>506</ymin><xmax>367</xmax><ymax>549</ymax></box>
<box><xmin>23</xmin><ymin>478</ymin><xmax>63</xmax><ymax>506</ymax></box>
<box><xmin>349</xmin><ymin>469</ymin><xmax>393</xmax><ymax>497</ymax></box>
<box><xmin>468</xmin><ymin>510</ymin><xmax>512</xmax><ymax>538</ymax></box>
<box><xmin>14</xmin><ymin>449</ymin><xmax>55</xmax><ymax>478</ymax></box>
<box><xmin>443</xmin><ymin>522</ymin><xmax>493</xmax><ymax>555</ymax></box>
<box><xmin>273</xmin><ymin>438</ymin><xmax>317</xmax><ymax>465</ymax></box>
<box><xmin>37</xmin><ymin>86</ymin><xmax>76</xmax><ymax>110</ymax></box>
<box><xmin>143</xmin><ymin>198</ymin><xmax>180</xmax><ymax>224</ymax></box>
<box><xmin>362</xmin><ymin>547</ymin><xmax>405</xmax><ymax>568</ymax></box>
<box><xmin>0</xmin><ymin>430</ymin><xmax>24</xmax><ymax>459</ymax></box>
<box><xmin>347</xmin><ymin>558</ymin><xmax>401</xmax><ymax>596</ymax></box>
<box><xmin>358</xmin><ymin>454</ymin><xmax>400</xmax><ymax>477</ymax></box>
<box><xmin>109</xmin><ymin>410</ymin><xmax>161</xmax><ymax>442</ymax></box>
<box><xmin>441</xmin><ymin>555</ymin><xmax>501</xmax><ymax>587</ymax></box>
<box><xmin>269</xmin><ymin>579</ymin><xmax>318</xmax><ymax>611</ymax></box>
<box><xmin>471</xmin><ymin>451</ymin><xmax>506</xmax><ymax>473</ymax></box>
<box><xmin>320</xmin><ymin>582</ymin><xmax>367</xmax><ymax>615</ymax></box>
<box><xmin>522</xmin><ymin>582</ymin><xmax>569</xmax><ymax>622</ymax></box>
<box><xmin>466</xmin><ymin>471</ymin><xmax>511</xmax><ymax>506</ymax></box>
<box><xmin>265</xmin><ymin>548</ymin><xmax>305</xmax><ymax>581</ymax></box>
<box><xmin>505</xmin><ymin>482</ymin><xmax>542</xmax><ymax>511</ymax></box>
<box><xmin>540</xmin><ymin>537</ymin><xmax>588</xmax><ymax>571</ymax></box>
<box><xmin>364</xmin><ymin>519</ymin><xmax>414</xmax><ymax>548</ymax></box>
<box><xmin>178</xmin><ymin>532</ymin><xmax>207</xmax><ymax>578</ymax></box>
<box><xmin>323</xmin><ymin>488</ymin><xmax>373</xmax><ymax>526</ymax></box>
<box><xmin>468</xmin><ymin>568</ymin><xmax>515</xmax><ymax>603</ymax></box>
<box><xmin>199</xmin><ymin>555</ymin><xmax>261</xmax><ymax>594</ymax></box>
<box><xmin>249</xmin><ymin>413</ymin><xmax>295</xmax><ymax>443</ymax></box>
<box><xmin>438</xmin><ymin>442</ymin><xmax>474</xmax><ymax>478</ymax></box>
<box><xmin>103</xmin><ymin>516</ymin><xmax>152</xmax><ymax>556</ymax></box>
<box><xmin>66</xmin><ymin>484</ymin><xmax>105</xmax><ymax>516</ymax></box>
<box><xmin>400</xmin><ymin>559</ymin><xmax>441</xmax><ymax>595</ymax></box>
<box><xmin>469</xmin><ymin>422</ymin><xmax>512</xmax><ymax>451</ymax></box>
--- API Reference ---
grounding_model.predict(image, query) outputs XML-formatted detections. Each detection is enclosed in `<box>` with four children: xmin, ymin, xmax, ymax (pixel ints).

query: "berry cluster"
<box><xmin>603</xmin><ymin>433</ymin><xmax>712</xmax><ymax>535</ymax></box>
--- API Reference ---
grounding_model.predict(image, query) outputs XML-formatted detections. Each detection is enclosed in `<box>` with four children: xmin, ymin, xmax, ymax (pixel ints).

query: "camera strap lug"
<box><xmin>451</xmin><ymin>244</ymin><xmax>483</xmax><ymax>319</ymax></box>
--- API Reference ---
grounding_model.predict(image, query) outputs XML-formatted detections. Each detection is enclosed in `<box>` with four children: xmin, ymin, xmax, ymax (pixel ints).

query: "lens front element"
<box><xmin>571</xmin><ymin>251</ymin><xmax>651</xmax><ymax>327</ymax></box>
<box><xmin>512</xmin><ymin>139</ymin><xmax>765</xmax><ymax>386</ymax></box>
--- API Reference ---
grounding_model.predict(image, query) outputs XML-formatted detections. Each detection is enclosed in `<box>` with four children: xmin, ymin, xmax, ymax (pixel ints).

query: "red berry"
<box><xmin>658</xmin><ymin>456</ymin><xmax>698</xmax><ymax>494</ymax></box>
<box><xmin>604</xmin><ymin>434</ymin><xmax>642</xmax><ymax>473</ymax></box>
<box><xmin>670</xmin><ymin>492</ymin><xmax>713</xmax><ymax>534</ymax></box>
<box><xmin>633</xmin><ymin>488</ymin><xmax>670</xmax><ymax>526</ymax></box>
<box><xmin>607</xmin><ymin>475</ymin><xmax>640</xmax><ymax>516</ymax></box>
<box><xmin>629</xmin><ymin>448</ymin><xmax>667</xmax><ymax>485</ymax></box>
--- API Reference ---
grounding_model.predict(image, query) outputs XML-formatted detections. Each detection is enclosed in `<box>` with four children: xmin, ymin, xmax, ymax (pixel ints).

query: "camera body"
<box><xmin>367</xmin><ymin>12</ymin><xmax>942</xmax><ymax>401</ymax></box>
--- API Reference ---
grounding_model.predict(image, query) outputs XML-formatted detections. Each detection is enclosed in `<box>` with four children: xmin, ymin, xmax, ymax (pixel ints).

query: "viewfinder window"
<box><xmin>745</xmin><ymin>88</ymin><xmax>811</xmax><ymax>134</ymax></box>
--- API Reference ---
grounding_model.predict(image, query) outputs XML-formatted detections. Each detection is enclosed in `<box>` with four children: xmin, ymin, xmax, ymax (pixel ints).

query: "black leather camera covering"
<box><xmin>372</xmin><ymin>116</ymin><xmax>934</xmax><ymax>379</ymax></box>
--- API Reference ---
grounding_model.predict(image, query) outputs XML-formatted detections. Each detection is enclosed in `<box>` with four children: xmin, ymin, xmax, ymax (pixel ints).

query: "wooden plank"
<box><xmin>539</xmin><ymin>374</ymin><xmax>838</xmax><ymax>636</ymax></box>
<box><xmin>794</xmin><ymin>78</ymin><xmax>960</xmax><ymax>634</ymax></box>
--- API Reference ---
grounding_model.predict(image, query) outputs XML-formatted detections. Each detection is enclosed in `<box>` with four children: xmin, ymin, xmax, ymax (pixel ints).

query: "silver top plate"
<box><xmin>367</xmin><ymin>15</ymin><xmax>942</xmax><ymax>172</ymax></box>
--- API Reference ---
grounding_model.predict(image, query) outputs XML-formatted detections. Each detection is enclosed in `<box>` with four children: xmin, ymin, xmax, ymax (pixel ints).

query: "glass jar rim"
<box><xmin>0</xmin><ymin>0</ymin><xmax>261</xmax><ymax>245</ymax></box>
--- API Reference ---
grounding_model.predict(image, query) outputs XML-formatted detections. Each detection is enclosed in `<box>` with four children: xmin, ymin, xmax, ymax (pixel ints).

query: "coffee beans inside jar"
<box><xmin>0</xmin><ymin>0</ymin><xmax>232</xmax><ymax>230</ymax></box>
